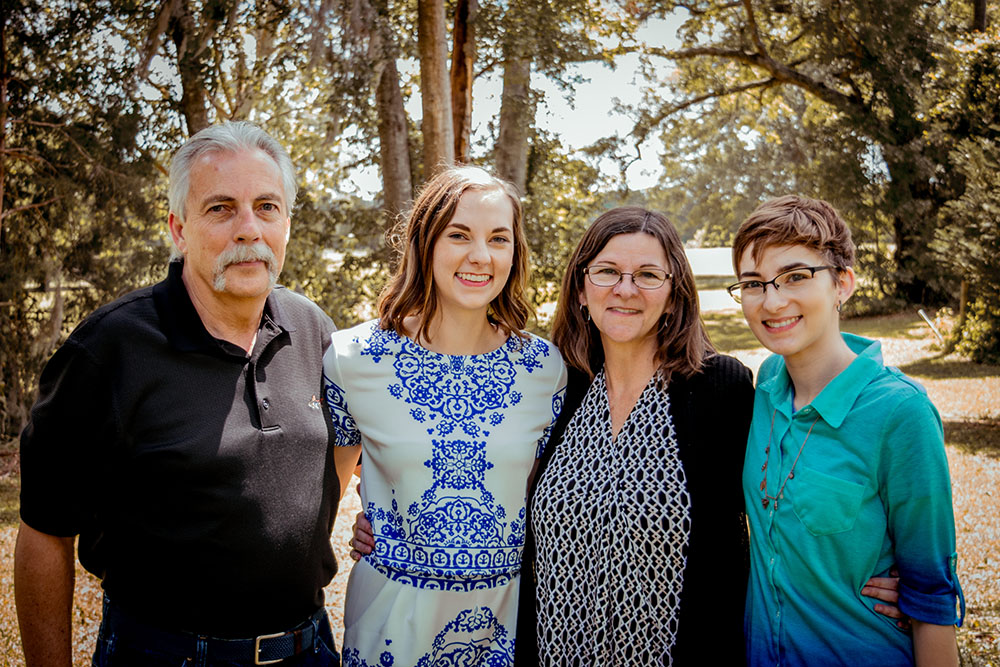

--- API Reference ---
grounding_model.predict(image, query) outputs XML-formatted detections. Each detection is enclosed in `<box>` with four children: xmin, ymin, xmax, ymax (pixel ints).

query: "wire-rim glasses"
<box><xmin>727</xmin><ymin>265</ymin><xmax>838</xmax><ymax>304</ymax></box>
<box><xmin>583</xmin><ymin>265</ymin><xmax>672</xmax><ymax>290</ymax></box>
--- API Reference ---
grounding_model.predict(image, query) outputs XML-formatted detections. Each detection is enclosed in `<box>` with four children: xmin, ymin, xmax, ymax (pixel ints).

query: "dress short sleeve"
<box><xmin>536</xmin><ymin>364</ymin><xmax>568</xmax><ymax>459</ymax></box>
<box><xmin>322</xmin><ymin>333</ymin><xmax>361</xmax><ymax>448</ymax></box>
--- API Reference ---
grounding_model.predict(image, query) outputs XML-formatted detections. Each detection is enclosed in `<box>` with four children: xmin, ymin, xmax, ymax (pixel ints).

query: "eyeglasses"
<box><xmin>727</xmin><ymin>266</ymin><xmax>838</xmax><ymax>304</ymax></box>
<box><xmin>583</xmin><ymin>265</ymin><xmax>672</xmax><ymax>290</ymax></box>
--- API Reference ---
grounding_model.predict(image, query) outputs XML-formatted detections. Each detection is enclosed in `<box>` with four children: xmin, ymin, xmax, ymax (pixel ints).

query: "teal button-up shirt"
<box><xmin>744</xmin><ymin>333</ymin><xmax>964</xmax><ymax>666</ymax></box>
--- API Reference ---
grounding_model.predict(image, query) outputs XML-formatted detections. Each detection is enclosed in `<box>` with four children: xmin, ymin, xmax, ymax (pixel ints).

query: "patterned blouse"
<box><xmin>532</xmin><ymin>370</ymin><xmax>692</xmax><ymax>665</ymax></box>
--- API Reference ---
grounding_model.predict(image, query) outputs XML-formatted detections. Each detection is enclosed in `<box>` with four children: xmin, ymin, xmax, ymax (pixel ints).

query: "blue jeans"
<box><xmin>91</xmin><ymin>597</ymin><xmax>341</xmax><ymax>667</ymax></box>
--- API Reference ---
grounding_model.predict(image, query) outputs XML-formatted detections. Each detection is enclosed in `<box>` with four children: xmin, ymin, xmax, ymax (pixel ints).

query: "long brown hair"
<box><xmin>377</xmin><ymin>165</ymin><xmax>530</xmax><ymax>343</ymax></box>
<box><xmin>551</xmin><ymin>206</ymin><xmax>714</xmax><ymax>380</ymax></box>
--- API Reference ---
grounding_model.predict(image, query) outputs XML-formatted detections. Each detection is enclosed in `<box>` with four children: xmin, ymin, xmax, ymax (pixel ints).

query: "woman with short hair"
<box><xmin>732</xmin><ymin>195</ymin><xmax>964</xmax><ymax>666</ymax></box>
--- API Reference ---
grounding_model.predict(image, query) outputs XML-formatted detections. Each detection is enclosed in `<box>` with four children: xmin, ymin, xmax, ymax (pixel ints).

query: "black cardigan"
<box><xmin>515</xmin><ymin>354</ymin><xmax>754</xmax><ymax>665</ymax></box>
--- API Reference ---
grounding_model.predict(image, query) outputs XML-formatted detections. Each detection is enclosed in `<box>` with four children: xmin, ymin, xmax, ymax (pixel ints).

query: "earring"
<box><xmin>836</xmin><ymin>301</ymin><xmax>842</xmax><ymax>313</ymax></box>
<box><xmin>580</xmin><ymin>304</ymin><xmax>590</xmax><ymax>322</ymax></box>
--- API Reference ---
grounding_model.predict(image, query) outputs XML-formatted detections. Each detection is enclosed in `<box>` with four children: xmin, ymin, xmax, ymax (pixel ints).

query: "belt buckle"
<box><xmin>254</xmin><ymin>630</ymin><xmax>286</xmax><ymax>665</ymax></box>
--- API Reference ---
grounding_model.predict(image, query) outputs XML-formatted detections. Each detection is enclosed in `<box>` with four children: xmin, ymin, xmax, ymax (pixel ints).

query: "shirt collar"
<box><xmin>153</xmin><ymin>260</ymin><xmax>293</xmax><ymax>357</ymax></box>
<box><xmin>759</xmin><ymin>332</ymin><xmax>884</xmax><ymax>428</ymax></box>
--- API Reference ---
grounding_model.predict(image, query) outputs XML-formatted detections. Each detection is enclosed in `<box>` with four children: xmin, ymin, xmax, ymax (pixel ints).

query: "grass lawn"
<box><xmin>0</xmin><ymin>310</ymin><xmax>997</xmax><ymax>665</ymax></box>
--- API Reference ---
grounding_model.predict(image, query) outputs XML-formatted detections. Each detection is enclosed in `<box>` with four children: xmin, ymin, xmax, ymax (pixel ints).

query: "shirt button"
<box><xmin>261</xmin><ymin>398</ymin><xmax>270</xmax><ymax>410</ymax></box>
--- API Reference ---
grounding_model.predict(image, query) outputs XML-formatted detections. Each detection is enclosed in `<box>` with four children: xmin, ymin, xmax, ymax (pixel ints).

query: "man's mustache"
<box><xmin>212</xmin><ymin>243</ymin><xmax>279</xmax><ymax>291</ymax></box>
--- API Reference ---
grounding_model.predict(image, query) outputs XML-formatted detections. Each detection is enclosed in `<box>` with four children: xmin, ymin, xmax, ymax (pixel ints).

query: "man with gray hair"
<box><xmin>15</xmin><ymin>122</ymin><xmax>356</xmax><ymax>666</ymax></box>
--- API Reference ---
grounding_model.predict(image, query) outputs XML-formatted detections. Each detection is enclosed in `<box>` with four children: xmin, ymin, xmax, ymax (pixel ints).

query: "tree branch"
<box><xmin>135</xmin><ymin>0</ymin><xmax>182</xmax><ymax>83</ymax></box>
<box><xmin>632</xmin><ymin>77</ymin><xmax>779</xmax><ymax>143</ymax></box>
<box><xmin>741</xmin><ymin>0</ymin><xmax>770</xmax><ymax>57</ymax></box>
<box><xmin>635</xmin><ymin>1</ymin><xmax>739</xmax><ymax>21</ymax></box>
<box><xmin>1</xmin><ymin>196</ymin><xmax>61</xmax><ymax>220</ymax></box>
<box><xmin>474</xmin><ymin>55</ymin><xmax>502</xmax><ymax>80</ymax></box>
<box><xmin>10</xmin><ymin>118</ymin><xmax>67</xmax><ymax>129</ymax></box>
<box><xmin>646</xmin><ymin>45</ymin><xmax>863</xmax><ymax>117</ymax></box>
<box><xmin>678</xmin><ymin>1</ymin><xmax>741</xmax><ymax>15</ymax></box>
<box><xmin>0</xmin><ymin>148</ymin><xmax>50</xmax><ymax>165</ymax></box>
<box><xmin>786</xmin><ymin>28</ymin><xmax>807</xmax><ymax>48</ymax></box>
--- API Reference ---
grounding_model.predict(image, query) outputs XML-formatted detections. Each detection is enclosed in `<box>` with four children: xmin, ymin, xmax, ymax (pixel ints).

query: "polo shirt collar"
<box><xmin>758</xmin><ymin>332</ymin><xmax>884</xmax><ymax>428</ymax></box>
<box><xmin>153</xmin><ymin>260</ymin><xmax>294</xmax><ymax>356</ymax></box>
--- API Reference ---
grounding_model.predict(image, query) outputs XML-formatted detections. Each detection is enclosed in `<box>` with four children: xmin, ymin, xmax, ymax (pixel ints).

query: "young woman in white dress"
<box><xmin>323</xmin><ymin>166</ymin><xmax>566</xmax><ymax>667</ymax></box>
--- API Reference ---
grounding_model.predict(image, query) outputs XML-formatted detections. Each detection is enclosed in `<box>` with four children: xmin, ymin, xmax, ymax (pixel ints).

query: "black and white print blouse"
<box><xmin>531</xmin><ymin>370</ymin><xmax>692</xmax><ymax>665</ymax></box>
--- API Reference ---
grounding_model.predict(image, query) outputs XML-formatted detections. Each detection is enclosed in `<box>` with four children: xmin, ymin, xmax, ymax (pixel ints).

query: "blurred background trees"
<box><xmin>2</xmin><ymin>0</ymin><xmax>998</xmax><ymax>437</ymax></box>
<box><xmin>629</xmin><ymin>0</ymin><xmax>999</xmax><ymax>352</ymax></box>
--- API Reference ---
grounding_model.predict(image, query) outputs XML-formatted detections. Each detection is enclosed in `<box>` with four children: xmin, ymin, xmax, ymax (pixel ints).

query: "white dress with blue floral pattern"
<box><xmin>323</xmin><ymin>321</ymin><xmax>566</xmax><ymax>667</ymax></box>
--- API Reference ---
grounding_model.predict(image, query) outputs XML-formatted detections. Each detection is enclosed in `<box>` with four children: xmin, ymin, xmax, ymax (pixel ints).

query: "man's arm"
<box><xmin>14</xmin><ymin>522</ymin><xmax>75</xmax><ymax>667</ymax></box>
<box><xmin>333</xmin><ymin>444</ymin><xmax>362</xmax><ymax>503</ymax></box>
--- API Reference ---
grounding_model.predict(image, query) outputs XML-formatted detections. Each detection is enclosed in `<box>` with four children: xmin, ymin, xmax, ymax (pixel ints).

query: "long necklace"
<box><xmin>759</xmin><ymin>408</ymin><xmax>821</xmax><ymax>509</ymax></box>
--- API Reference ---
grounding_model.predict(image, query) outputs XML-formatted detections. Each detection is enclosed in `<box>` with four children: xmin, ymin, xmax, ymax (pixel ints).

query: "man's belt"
<box><xmin>103</xmin><ymin>598</ymin><xmax>328</xmax><ymax>665</ymax></box>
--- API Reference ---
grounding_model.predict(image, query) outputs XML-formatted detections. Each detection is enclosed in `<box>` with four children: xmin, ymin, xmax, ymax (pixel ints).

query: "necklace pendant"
<box><xmin>789</xmin><ymin>471</ymin><xmax>794</xmax><ymax>479</ymax></box>
<box><xmin>760</xmin><ymin>479</ymin><xmax>766</xmax><ymax>491</ymax></box>
<box><xmin>762</xmin><ymin>497</ymin><xmax>770</xmax><ymax>509</ymax></box>
<box><xmin>761</xmin><ymin>462</ymin><xmax>767</xmax><ymax>471</ymax></box>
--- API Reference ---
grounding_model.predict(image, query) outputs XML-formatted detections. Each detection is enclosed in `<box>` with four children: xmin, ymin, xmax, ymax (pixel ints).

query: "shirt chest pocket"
<box><xmin>790</xmin><ymin>466</ymin><xmax>866</xmax><ymax>536</ymax></box>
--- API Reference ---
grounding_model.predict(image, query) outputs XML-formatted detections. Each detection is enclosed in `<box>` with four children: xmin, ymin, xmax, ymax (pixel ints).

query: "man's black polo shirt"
<box><xmin>20</xmin><ymin>261</ymin><xmax>341</xmax><ymax>636</ymax></box>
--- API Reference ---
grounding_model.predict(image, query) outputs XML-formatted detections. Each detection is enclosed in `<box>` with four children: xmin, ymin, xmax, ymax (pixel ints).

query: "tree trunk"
<box><xmin>450</xmin><ymin>0</ymin><xmax>477</xmax><ymax>163</ymax></box>
<box><xmin>417</xmin><ymin>0</ymin><xmax>454</xmax><ymax>177</ymax></box>
<box><xmin>973</xmin><ymin>0</ymin><xmax>987</xmax><ymax>31</ymax></box>
<box><xmin>171</xmin><ymin>0</ymin><xmax>211</xmax><ymax>135</ymax></box>
<box><xmin>883</xmin><ymin>158</ymin><xmax>944</xmax><ymax>305</ymax></box>
<box><xmin>359</xmin><ymin>0</ymin><xmax>413</xmax><ymax>217</ymax></box>
<box><xmin>495</xmin><ymin>55</ymin><xmax>531</xmax><ymax>194</ymax></box>
<box><xmin>377</xmin><ymin>56</ymin><xmax>413</xmax><ymax>217</ymax></box>
<box><xmin>0</xmin><ymin>10</ymin><xmax>7</xmax><ymax>252</ymax></box>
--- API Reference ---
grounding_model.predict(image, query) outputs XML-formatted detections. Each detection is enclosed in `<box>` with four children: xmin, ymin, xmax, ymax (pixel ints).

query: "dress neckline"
<box><xmin>392</xmin><ymin>323</ymin><xmax>519</xmax><ymax>359</ymax></box>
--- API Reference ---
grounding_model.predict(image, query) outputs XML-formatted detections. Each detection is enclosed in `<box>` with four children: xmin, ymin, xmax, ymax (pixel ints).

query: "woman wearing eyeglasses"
<box><xmin>731</xmin><ymin>196</ymin><xmax>963</xmax><ymax>666</ymax></box>
<box><xmin>513</xmin><ymin>206</ymin><xmax>755</xmax><ymax>665</ymax></box>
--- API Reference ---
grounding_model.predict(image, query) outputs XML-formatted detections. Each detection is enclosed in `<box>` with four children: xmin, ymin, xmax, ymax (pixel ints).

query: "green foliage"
<box><xmin>0</xmin><ymin>0</ymin><xmax>375</xmax><ymax>438</ymax></box>
<box><xmin>7</xmin><ymin>0</ymin><xmax>998</xmax><ymax>447</ymax></box>
<box><xmin>955</xmin><ymin>298</ymin><xmax>1000</xmax><ymax>365</ymax></box>
<box><xmin>521</xmin><ymin>130</ymin><xmax>604</xmax><ymax>333</ymax></box>
<box><xmin>630</xmin><ymin>0</ymin><xmax>1000</xmax><ymax>311</ymax></box>
<box><xmin>283</xmin><ymin>187</ymin><xmax>393</xmax><ymax>330</ymax></box>
<box><xmin>2</xmin><ymin>0</ymin><xmax>168</xmax><ymax>437</ymax></box>
<box><xmin>935</xmin><ymin>135</ymin><xmax>1000</xmax><ymax>363</ymax></box>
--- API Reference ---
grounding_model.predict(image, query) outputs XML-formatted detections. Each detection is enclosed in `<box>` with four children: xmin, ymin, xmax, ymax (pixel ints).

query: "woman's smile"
<box><xmin>763</xmin><ymin>315</ymin><xmax>802</xmax><ymax>331</ymax></box>
<box><xmin>455</xmin><ymin>272</ymin><xmax>492</xmax><ymax>285</ymax></box>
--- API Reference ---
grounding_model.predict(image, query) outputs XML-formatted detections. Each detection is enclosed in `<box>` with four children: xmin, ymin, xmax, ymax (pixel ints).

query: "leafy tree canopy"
<box><xmin>3</xmin><ymin>0</ymin><xmax>998</xmax><ymax>438</ymax></box>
